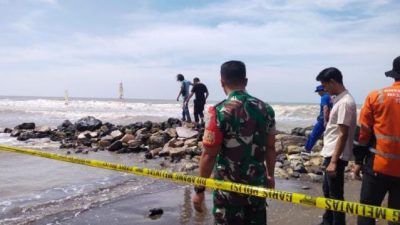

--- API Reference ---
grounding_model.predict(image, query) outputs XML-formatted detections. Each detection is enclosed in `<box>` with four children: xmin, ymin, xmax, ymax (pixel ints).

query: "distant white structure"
<box><xmin>64</xmin><ymin>90</ymin><xmax>69</xmax><ymax>105</ymax></box>
<box><xmin>119</xmin><ymin>82</ymin><xmax>124</xmax><ymax>100</ymax></box>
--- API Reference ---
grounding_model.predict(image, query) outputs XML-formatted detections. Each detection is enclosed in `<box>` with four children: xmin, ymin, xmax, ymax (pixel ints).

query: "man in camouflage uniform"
<box><xmin>192</xmin><ymin>60</ymin><xmax>276</xmax><ymax>225</ymax></box>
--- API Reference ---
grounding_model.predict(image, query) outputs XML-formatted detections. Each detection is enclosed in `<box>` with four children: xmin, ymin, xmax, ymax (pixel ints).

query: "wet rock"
<box><xmin>127</xmin><ymin>139</ymin><xmax>145</xmax><ymax>152</ymax></box>
<box><xmin>58</xmin><ymin>120</ymin><xmax>76</xmax><ymax>133</ymax></box>
<box><xmin>108</xmin><ymin>140</ymin><xmax>123</xmax><ymax>151</ymax></box>
<box><xmin>184</xmin><ymin>138</ymin><xmax>197</xmax><ymax>147</ymax></box>
<box><xmin>167</xmin><ymin>118</ymin><xmax>182</xmax><ymax>128</ymax></box>
<box><xmin>180</xmin><ymin>162</ymin><xmax>198</xmax><ymax>172</ymax></box>
<box><xmin>276</xmin><ymin>134</ymin><xmax>307</xmax><ymax>148</ymax></box>
<box><xmin>148</xmin><ymin>133</ymin><xmax>169</xmax><ymax>149</ymax></box>
<box><xmin>276</xmin><ymin>154</ymin><xmax>287</xmax><ymax>163</ymax></box>
<box><xmin>35</xmin><ymin>126</ymin><xmax>51</xmax><ymax>133</ymax></box>
<box><xmin>143</xmin><ymin>121</ymin><xmax>153</xmax><ymax>131</ymax></box>
<box><xmin>275</xmin><ymin>142</ymin><xmax>284</xmax><ymax>154</ymax></box>
<box><xmin>275</xmin><ymin>161</ymin><xmax>283</xmax><ymax>168</ymax></box>
<box><xmin>121</xmin><ymin>134</ymin><xmax>135</xmax><ymax>143</ymax></box>
<box><xmin>10</xmin><ymin>130</ymin><xmax>21</xmax><ymax>137</ymax></box>
<box><xmin>17</xmin><ymin>131</ymin><xmax>35</xmax><ymax>141</ymax></box>
<box><xmin>75</xmin><ymin>116</ymin><xmax>102</xmax><ymax>131</ymax></box>
<box><xmin>110</xmin><ymin>130</ymin><xmax>124</xmax><ymax>140</ymax></box>
<box><xmin>287</xmin><ymin>145</ymin><xmax>302</xmax><ymax>155</ymax></box>
<box><xmin>291</xmin><ymin>171</ymin><xmax>301</xmax><ymax>178</ymax></box>
<box><xmin>148</xmin><ymin>208</ymin><xmax>163</xmax><ymax>219</ymax></box>
<box><xmin>78</xmin><ymin>138</ymin><xmax>92</xmax><ymax>147</ymax></box>
<box><xmin>78</xmin><ymin>131</ymin><xmax>91</xmax><ymax>140</ymax></box>
<box><xmin>275</xmin><ymin>168</ymin><xmax>289</xmax><ymax>179</ymax></box>
<box><xmin>15</xmin><ymin>122</ymin><xmax>35</xmax><ymax>130</ymax></box>
<box><xmin>176</xmin><ymin>127</ymin><xmax>198</xmax><ymax>138</ymax></box>
<box><xmin>145</xmin><ymin>147</ymin><xmax>162</xmax><ymax>159</ymax></box>
<box><xmin>164</xmin><ymin>128</ymin><xmax>177</xmax><ymax>138</ymax></box>
<box><xmin>168</xmin><ymin>139</ymin><xmax>185</xmax><ymax>148</ymax></box>
<box><xmin>3</xmin><ymin>128</ymin><xmax>12</xmax><ymax>133</ymax></box>
<box><xmin>309</xmin><ymin>157</ymin><xmax>323</xmax><ymax>167</ymax></box>
<box><xmin>308</xmin><ymin>173</ymin><xmax>323</xmax><ymax>182</ymax></box>
<box><xmin>169</xmin><ymin>147</ymin><xmax>186</xmax><ymax>158</ymax></box>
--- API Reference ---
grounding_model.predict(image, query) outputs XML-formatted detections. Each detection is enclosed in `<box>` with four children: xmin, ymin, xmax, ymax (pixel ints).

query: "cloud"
<box><xmin>0</xmin><ymin>0</ymin><xmax>399</xmax><ymax>102</ymax></box>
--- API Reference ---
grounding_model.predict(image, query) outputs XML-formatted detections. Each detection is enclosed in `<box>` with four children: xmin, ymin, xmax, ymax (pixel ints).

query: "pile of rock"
<box><xmin>3</xmin><ymin>116</ymin><xmax>203</xmax><ymax>172</ymax></box>
<box><xmin>3</xmin><ymin>119</ymin><xmax>355</xmax><ymax>182</ymax></box>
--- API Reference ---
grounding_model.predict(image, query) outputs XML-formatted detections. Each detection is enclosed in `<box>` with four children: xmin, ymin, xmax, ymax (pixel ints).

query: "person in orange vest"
<box><xmin>353</xmin><ymin>56</ymin><xmax>400</xmax><ymax>225</ymax></box>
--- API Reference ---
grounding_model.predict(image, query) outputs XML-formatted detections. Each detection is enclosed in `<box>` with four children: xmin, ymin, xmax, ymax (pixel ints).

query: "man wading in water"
<box><xmin>192</xmin><ymin>60</ymin><xmax>276</xmax><ymax>225</ymax></box>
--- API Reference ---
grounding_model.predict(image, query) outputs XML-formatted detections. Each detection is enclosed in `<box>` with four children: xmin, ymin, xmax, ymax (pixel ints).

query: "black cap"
<box><xmin>385</xmin><ymin>56</ymin><xmax>400</xmax><ymax>79</ymax></box>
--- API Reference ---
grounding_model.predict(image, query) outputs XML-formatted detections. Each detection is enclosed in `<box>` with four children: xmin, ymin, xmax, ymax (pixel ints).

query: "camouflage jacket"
<box><xmin>212</xmin><ymin>90</ymin><xmax>276</xmax><ymax>206</ymax></box>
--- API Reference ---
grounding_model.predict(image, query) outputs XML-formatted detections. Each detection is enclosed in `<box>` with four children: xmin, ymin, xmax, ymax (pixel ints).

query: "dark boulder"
<box><xmin>17</xmin><ymin>131</ymin><xmax>35</xmax><ymax>141</ymax></box>
<box><xmin>15</xmin><ymin>123</ymin><xmax>35</xmax><ymax>130</ymax></box>
<box><xmin>108</xmin><ymin>140</ymin><xmax>123</xmax><ymax>151</ymax></box>
<box><xmin>3</xmin><ymin>128</ymin><xmax>12</xmax><ymax>133</ymax></box>
<box><xmin>75</xmin><ymin>116</ymin><xmax>102</xmax><ymax>131</ymax></box>
<box><xmin>58</xmin><ymin>120</ymin><xmax>76</xmax><ymax>133</ymax></box>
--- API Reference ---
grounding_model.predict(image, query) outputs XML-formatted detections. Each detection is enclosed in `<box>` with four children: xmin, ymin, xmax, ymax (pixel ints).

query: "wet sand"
<box><xmin>23</xmin><ymin>177</ymin><xmax>388</xmax><ymax>225</ymax></box>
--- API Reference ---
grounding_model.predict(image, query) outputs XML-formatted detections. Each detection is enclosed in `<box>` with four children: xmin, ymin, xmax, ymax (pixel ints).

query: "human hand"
<box><xmin>266</xmin><ymin>176</ymin><xmax>275</xmax><ymax>189</ymax></box>
<box><xmin>326</xmin><ymin>161</ymin><xmax>337</xmax><ymax>177</ymax></box>
<box><xmin>192</xmin><ymin>192</ymin><xmax>205</xmax><ymax>212</ymax></box>
<box><xmin>352</xmin><ymin>164</ymin><xmax>362</xmax><ymax>180</ymax></box>
<box><xmin>176</xmin><ymin>97</ymin><xmax>180</xmax><ymax>101</ymax></box>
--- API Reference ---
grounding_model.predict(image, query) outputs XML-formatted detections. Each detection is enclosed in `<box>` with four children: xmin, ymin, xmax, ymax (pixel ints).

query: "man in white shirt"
<box><xmin>316</xmin><ymin>67</ymin><xmax>357</xmax><ymax>225</ymax></box>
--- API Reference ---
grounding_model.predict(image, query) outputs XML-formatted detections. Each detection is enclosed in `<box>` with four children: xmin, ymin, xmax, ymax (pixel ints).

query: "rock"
<box><xmin>291</xmin><ymin>172</ymin><xmax>301</xmax><ymax>178</ymax></box>
<box><xmin>308</xmin><ymin>173</ymin><xmax>323</xmax><ymax>182</ymax></box>
<box><xmin>168</xmin><ymin>139</ymin><xmax>185</xmax><ymax>148</ymax></box>
<box><xmin>148</xmin><ymin>208</ymin><xmax>163</xmax><ymax>218</ymax></box>
<box><xmin>275</xmin><ymin>142</ymin><xmax>284</xmax><ymax>154</ymax></box>
<box><xmin>57</xmin><ymin>120</ymin><xmax>76</xmax><ymax>133</ymax></box>
<box><xmin>302</xmin><ymin>186</ymin><xmax>311</xmax><ymax>190</ymax></box>
<box><xmin>287</xmin><ymin>145</ymin><xmax>302</xmax><ymax>154</ymax></box>
<box><xmin>309</xmin><ymin>157</ymin><xmax>323</xmax><ymax>167</ymax></box>
<box><xmin>143</xmin><ymin>121</ymin><xmax>153</xmax><ymax>131</ymax></box>
<box><xmin>128</xmin><ymin>139</ymin><xmax>144</xmax><ymax>152</ymax></box>
<box><xmin>307</xmin><ymin>166</ymin><xmax>323</xmax><ymax>175</ymax></box>
<box><xmin>108</xmin><ymin>140</ymin><xmax>123</xmax><ymax>151</ymax></box>
<box><xmin>293</xmin><ymin>164</ymin><xmax>308</xmax><ymax>174</ymax></box>
<box><xmin>75</xmin><ymin>116</ymin><xmax>102</xmax><ymax>131</ymax></box>
<box><xmin>180</xmin><ymin>162</ymin><xmax>199</xmax><ymax>172</ymax></box>
<box><xmin>145</xmin><ymin>147</ymin><xmax>162</xmax><ymax>159</ymax></box>
<box><xmin>164</xmin><ymin>128</ymin><xmax>177</xmax><ymax>138</ymax></box>
<box><xmin>176</xmin><ymin>127</ymin><xmax>198</xmax><ymax>138</ymax></box>
<box><xmin>184</xmin><ymin>138</ymin><xmax>197</xmax><ymax>147</ymax></box>
<box><xmin>35</xmin><ymin>126</ymin><xmax>51</xmax><ymax>133</ymax></box>
<box><xmin>3</xmin><ymin>128</ymin><xmax>12</xmax><ymax>133</ymax></box>
<box><xmin>78</xmin><ymin>131</ymin><xmax>91</xmax><ymax>140</ymax></box>
<box><xmin>167</xmin><ymin>118</ymin><xmax>182</xmax><ymax>128</ymax></box>
<box><xmin>275</xmin><ymin>168</ymin><xmax>289</xmax><ymax>179</ymax></box>
<box><xmin>121</xmin><ymin>134</ymin><xmax>135</xmax><ymax>143</ymax></box>
<box><xmin>276</xmin><ymin>134</ymin><xmax>307</xmax><ymax>148</ymax></box>
<box><xmin>148</xmin><ymin>133</ymin><xmax>168</xmax><ymax>149</ymax></box>
<box><xmin>169</xmin><ymin>147</ymin><xmax>186</xmax><ymax>158</ymax></box>
<box><xmin>275</xmin><ymin>161</ymin><xmax>283</xmax><ymax>168</ymax></box>
<box><xmin>98</xmin><ymin>140</ymin><xmax>111</xmax><ymax>148</ymax></box>
<box><xmin>110</xmin><ymin>130</ymin><xmax>124</xmax><ymax>140</ymax></box>
<box><xmin>15</xmin><ymin>123</ymin><xmax>35</xmax><ymax>130</ymax></box>
<box><xmin>276</xmin><ymin>154</ymin><xmax>287</xmax><ymax>163</ymax></box>
<box><xmin>17</xmin><ymin>131</ymin><xmax>35</xmax><ymax>141</ymax></box>
<box><xmin>10</xmin><ymin>130</ymin><xmax>21</xmax><ymax>137</ymax></box>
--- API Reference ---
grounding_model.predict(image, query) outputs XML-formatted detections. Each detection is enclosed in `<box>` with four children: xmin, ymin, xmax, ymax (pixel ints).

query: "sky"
<box><xmin>0</xmin><ymin>0</ymin><xmax>399</xmax><ymax>103</ymax></box>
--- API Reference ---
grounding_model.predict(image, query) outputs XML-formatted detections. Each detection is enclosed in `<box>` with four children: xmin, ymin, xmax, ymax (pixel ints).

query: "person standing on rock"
<box><xmin>185</xmin><ymin>77</ymin><xmax>209</xmax><ymax>127</ymax></box>
<box><xmin>316</xmin><ymin>67</ymin><xmax>357</xmax><ymax>225</ymax></box>
<box><xmin>176</xmin><ymin>74</ymin><xmax>192</xmax><ymax>122</ymax></box>
<box><xmin>353</xmin><ymin>56</ymin><xmax>400</xmax><ymax>225</ymax></box>
<box><xmin>302</xmin><ymin>85</ymin><xmax>332</xmax><ymax>155</ymax></box>
<box><xmin>192</xmin><ymin>60</ymin><xmax>276</xmax><ymax>225</ymax></box>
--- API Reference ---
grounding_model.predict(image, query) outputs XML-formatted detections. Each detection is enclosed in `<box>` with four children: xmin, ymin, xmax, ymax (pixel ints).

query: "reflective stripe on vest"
<box><xmin>369</xmin><ymin>148</ymin><xmax>400</xmax><ymax>160</ymax></box>
<box><xmin>375</xmin><ymin>133</ymin><xmax>400</xmax><ymax>143</ymax></box>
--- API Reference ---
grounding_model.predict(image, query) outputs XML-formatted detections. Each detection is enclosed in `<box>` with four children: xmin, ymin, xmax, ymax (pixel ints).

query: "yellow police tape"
<box><xmin>0</xmin><ymin>144</ymin><xmax>399</xmax><ymax>223</ymax></box>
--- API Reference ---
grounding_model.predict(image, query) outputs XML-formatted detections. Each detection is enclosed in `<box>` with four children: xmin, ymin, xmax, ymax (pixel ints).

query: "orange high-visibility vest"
<box><xmin>358</xmin><ymin>81</ymin><xmax>400</xmax><ymax>178</ymax></box>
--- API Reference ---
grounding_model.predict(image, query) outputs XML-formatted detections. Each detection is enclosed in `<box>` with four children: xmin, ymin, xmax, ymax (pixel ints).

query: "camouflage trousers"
<box><xmin>213</xmin><ymin>203</ymin><xmax>267</xmax><ymax>225</ymax></box>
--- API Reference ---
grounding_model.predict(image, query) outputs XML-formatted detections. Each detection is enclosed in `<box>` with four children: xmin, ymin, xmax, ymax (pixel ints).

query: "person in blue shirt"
<box><xmin>176</xmin><ymin>74</ymin><xmax>192</xmax><ymax>122</ymax></box>
<box><xmin>303</xmin><ymin>85</ymin><xmax>332</xmax><ymax>154</ymax></box>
